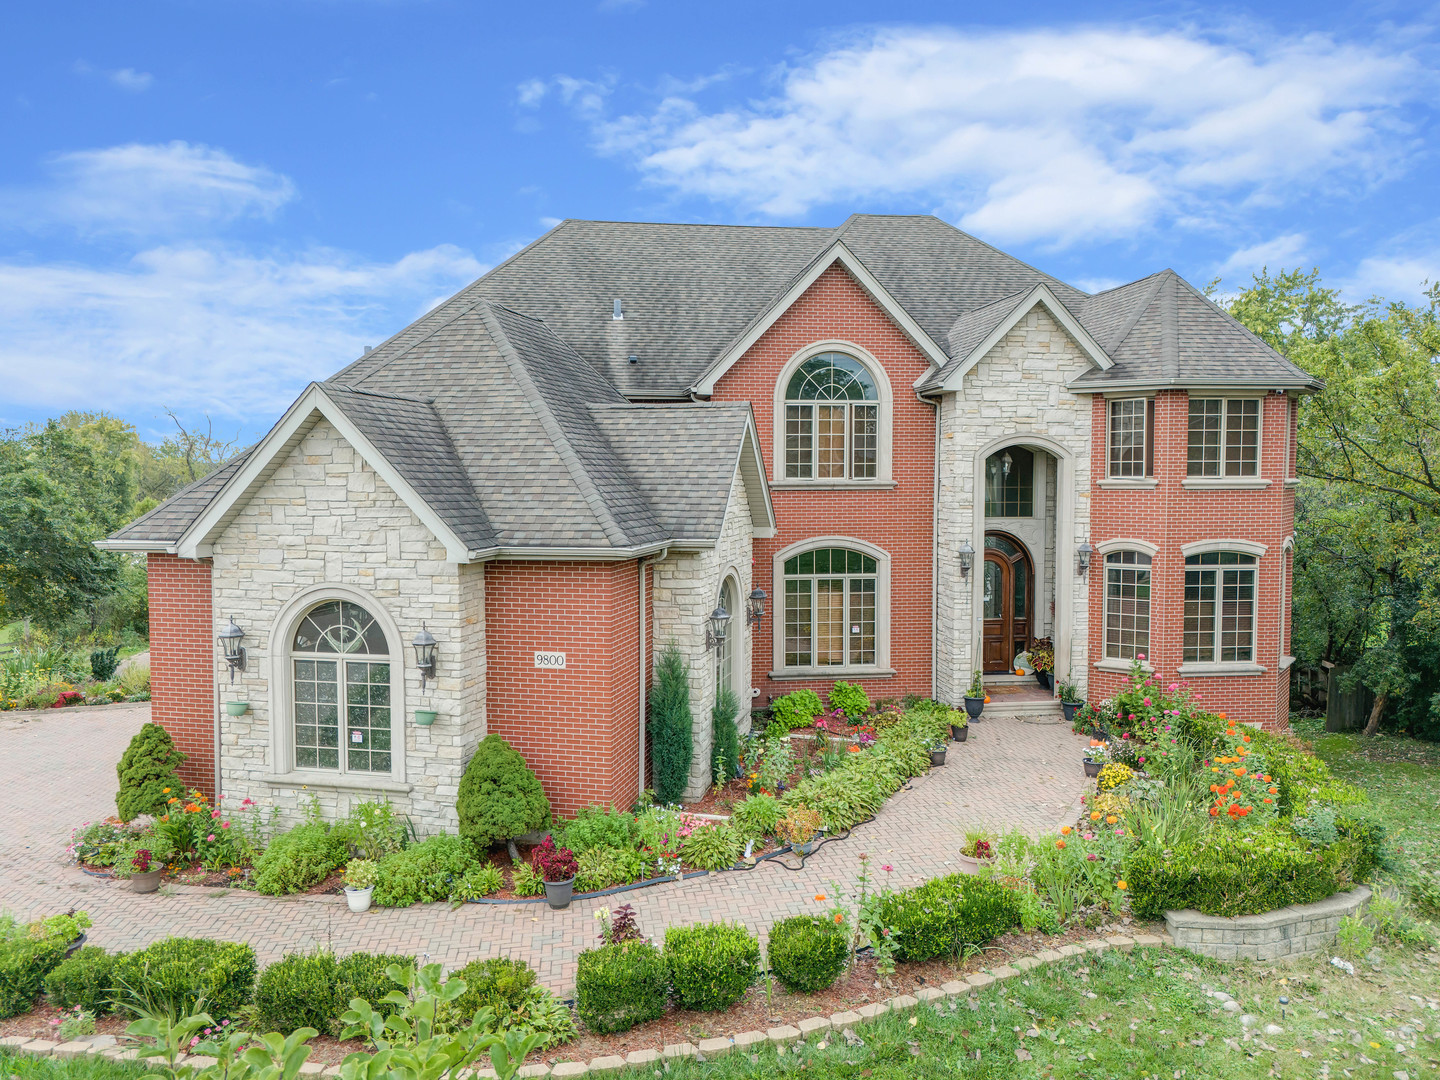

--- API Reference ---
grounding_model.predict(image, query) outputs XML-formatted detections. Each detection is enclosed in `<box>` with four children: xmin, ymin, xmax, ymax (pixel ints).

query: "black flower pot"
<box><xmin>963</xmin><ymin>696</ymin><xmax>985</xmax><ymax>720</ymax></box>
<box><xmin>953</xmin><ymin>724</ymin><xmax>969</xmax><ymax>742</ymax></box>
<box><xmin>930</xmin><ymin>747</ymin><xmax>947</xmax><ymax>766</ymax></box>
<box><xmin>1083</xmin><ymin>758</ymin><xmax>1102</xmax><ymax>778</ymax></box>
<box><xmin>1061</xmin><ymin>701</ymin><xmax>1080</xmax><ymax>724</ymax></box>
<box><xmin>1034</xmin><ymin>671</ymin><xmax>1054</xmax><ymax>692</ymax></box>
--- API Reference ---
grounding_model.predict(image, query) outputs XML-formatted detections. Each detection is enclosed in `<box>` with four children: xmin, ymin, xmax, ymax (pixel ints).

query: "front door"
<box><xmin>981</xmin><ymin>533</ymin><xmax>1033</xmax><ymax>672</ymax></box>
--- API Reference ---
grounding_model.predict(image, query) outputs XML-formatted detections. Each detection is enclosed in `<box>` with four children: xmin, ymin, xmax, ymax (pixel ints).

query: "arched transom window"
<box><xmin>291</xmin><ymin>600</ymin><xmax>392</xmax><ymax>774</ymax></box>
<box><xmin>784</xmin><ymin>353</ymin><xmax>878</xmax><ymax>480</ymax></box>
<box><xmin>783</xmin><ymin>547</ymin><xmax>877</xmax><ymax>667</ymax></box>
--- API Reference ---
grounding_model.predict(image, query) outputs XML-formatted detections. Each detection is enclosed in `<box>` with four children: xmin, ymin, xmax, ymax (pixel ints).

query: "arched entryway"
<box><xmin>982</xmin><ymin>531</ymin><xmax>1033</xmax><ymax>673</ymax></box>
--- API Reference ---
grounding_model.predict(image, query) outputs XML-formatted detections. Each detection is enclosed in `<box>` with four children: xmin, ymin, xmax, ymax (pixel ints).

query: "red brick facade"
<box><xmin>712</xmin><ymin>264</ymin><xmax>936</xmax><ymax>705</ymax></box>
<box><xmin>146</xmin><ymin>553</ymin><xmax>218</xmax><ymax>794</ymax></box>
<box><xmin>484</xmin><ymin>560</ymin><xmax>642</xmax><ymax>817</ymax></box>
<box><xmin>1087</xmin><ymin>390</ymin><xmax>1296</xmax><ymax>729</ymax></box>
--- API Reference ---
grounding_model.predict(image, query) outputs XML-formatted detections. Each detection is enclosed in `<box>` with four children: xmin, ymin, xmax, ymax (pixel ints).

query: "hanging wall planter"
<box><xmin>224</xmin><ymin>702</ymin><xmax>250</xmax><ymax>717</ymax></box>
<box><xmin>414</xmin><ymin>709</ymin><xmax>438</xmax><ymax>727</ymax></box>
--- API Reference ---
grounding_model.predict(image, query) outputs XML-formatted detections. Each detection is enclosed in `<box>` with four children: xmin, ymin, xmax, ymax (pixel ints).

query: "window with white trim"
<box><xmin>783</xmin><ymin>547</ymin><xmax>877</xmax><ymax>667</ymax></box>
<box><xmin>1183</xmin><ymin>552</ymin><xmax>1256</xmax><ymax>663</ymax></box>
<box><xmin>290</xmin><ymin>600</ymin><xmax>393</xmax><ymax>773</ymax></box>
<box><xmin>784</xmin><ymin>353</ymin><xmax>879</xmax><ymax>480</ymax></box>
<box><xmin>1108</xmin><ymin>398</ymin><xmax>1154</xmax><ymax>477</ymax></box>
<box><xmin>1187</xmin><ymin>398</ymin><xmax>1260</xmax><ymax>477</ymax></box>
<box><xmin>1103</xmin><ymin>551</ymin><xmax>1151</xmax><ymax>660</ymax></box>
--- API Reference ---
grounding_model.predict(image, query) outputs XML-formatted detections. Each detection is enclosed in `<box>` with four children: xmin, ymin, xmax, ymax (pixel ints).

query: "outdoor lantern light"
<box><xmin>412</xmin><ymin>624</ymin><xmax>438</xmax><ymax>691</ymax></box>
<box><xmin>1077</xmin><ymin>541</ymin><xmax>1095</xmax><ymax>577</ymax></box>
<box><xmin>705</xmin><ymin>604</ymin><xmax>731</xmax><ymax>652</ymax></box>
<box><xmin>746</xmin><ymin>587</ymin><xmax>767</xmax><ymax>629</ymax></box>
<box><xmin>957</xmin><ymin>539</ymin><xmax>975</xmax><ymax>579</ymax></box>
<box><xmin>1001</xmin><ymin>450</ymin><xmax>1013</xmax><ymax>479</ymax></box>
<box><xmin>219</xmin><ymin>617</ymin><xmax>247</xmax><ymax>683</ymax></box>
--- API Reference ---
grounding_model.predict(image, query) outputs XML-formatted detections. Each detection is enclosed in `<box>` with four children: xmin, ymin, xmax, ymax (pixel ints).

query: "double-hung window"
<box><xmin>784</xmin><ymin>353</ymin><xmax>879</xmax><ymax>480</ymax></box>
<box><xmin>783</xmin><ymin>547</ymin><xmax>877</xmax><ymax>667</ymax></box>
<box><xmin>1183</xmin><ymin>552</ymin><xmax>1257</xmax><ymax>663</ymax></box>
<box><xmin>1103</xmin><ymin>551</ymin><xmax>1152</xmax><ymax>660</ymax></box>
<box><xmin>1108</xmin><ymin>398</ymin><xmax>1154</xmax><ymax>478</ymax></box>
<box><xmin>1187</xmin><ymin>398</ymin><xmax>1260</xmax><ymax>477</ymax></box>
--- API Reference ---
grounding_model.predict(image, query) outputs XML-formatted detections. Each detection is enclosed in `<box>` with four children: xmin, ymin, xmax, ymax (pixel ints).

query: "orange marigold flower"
<box><xmin>1061</xmin><ymin>826</ymin><xmax>1072</xmax><ymax>835</ymax></box>
<box><xmin>1055</xmin><ymin>840</ymin><xmax>1066</xmax><ymax>849</ymax></box>
<box><xmin>1106</xmin><ymin>815</ymin><xmax>1118</xmax><ymax>824</ymax></box>
<box><xmin>814</xmin><ymin>894</ymin><xmax>826</xmax><ymax>902</ymax></box>
<box><xmin>1090</xmin><ymin>811</ymin><xmax>1101</xmax><ymax>820</ymax></box>
<box><xmin>1116</xmin><ymin>880</ymin><xmax>1128</xmax><ymax>890</ymax></box>
<box><xmin>1209</xmin><ymin>807</ymin><xmax>1219</xmax><ymax>817</ymax></box>
<box><xmin>1242</xmin><ymin>735</ymin><xmax>1251</xmax><ymax>743</ymax></box>
<box><xmin>162</xmin><ymin>787</ymin><xmax>171</xmax><ymax>794</ymax></box>
<box><xmin>1268</xmin><ymin>787</ymin><xmax>1278</xmax><ymax>794</ymax></box>
<box><xmin>834</xmin><ymin>913</ymin><xmax>843</xmax><ymax>924</ymax></box>
<box><xmin>1233</xmin><ymin>768</ymin><xmax>1246</xmax><ymax>777</ymax></box>
<box><xmin>1263</xmin><ymin>798</ymin><xmax>1273</xmax><ymax>803</ymax></box>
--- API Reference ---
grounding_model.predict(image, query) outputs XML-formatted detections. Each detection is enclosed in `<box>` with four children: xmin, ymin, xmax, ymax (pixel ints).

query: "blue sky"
<box><xmin>2</xmin><ymin>0</ymin><xmax>1437</xmax><ymax>444</ymax></box>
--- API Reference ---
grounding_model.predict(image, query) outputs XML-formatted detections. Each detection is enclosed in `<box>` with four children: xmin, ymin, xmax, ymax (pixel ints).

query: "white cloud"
<box><xmin>557</xmin><ymin>24</ymin><xmax>1424</xmax><ymax>246</ymax></box>
<box><xmin>0</xmin><ymin>243</ymin><xmax>486</xmax><ymax>426</ymax></box>
<box><xmin>1</xmin><ymin>142</ymin><xmax>295</xmax><ymax>237</ymax></box>
<box><xmin>1344</xmin><ymin>252</ymin><xmax>1439</xmax><ymax>302</ymax></box>
<box><xmin>72</xmin><ymin>60</ymin><xmax>155</xmax><ymax>92</ymax></box>
<box><xmin>1215</xmin><ymin>233</ymin><xmax>1311</xmax><ymax>280</ymax></box>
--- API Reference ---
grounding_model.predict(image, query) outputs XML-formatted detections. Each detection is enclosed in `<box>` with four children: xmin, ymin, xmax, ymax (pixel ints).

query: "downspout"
<box><xmin>638</xmin><ymin>548</ymin><xmax>668</xmax><ymax>800</ymax></box>
<box><xmin>925</xmin><ymin>391</ymin><xmax>941</xmax><ymax>702</ymax></box>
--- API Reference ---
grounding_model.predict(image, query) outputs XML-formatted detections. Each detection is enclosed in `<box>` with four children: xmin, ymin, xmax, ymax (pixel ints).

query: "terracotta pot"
<box><xmin>543</xmin><ymin>876</ymin><xmax>575</xmax><ymax>909</ymax></box>
<box><xmin>130</xmin><ymin>868</ymin><xmax>164</xmax><ymax>893</ymax></box>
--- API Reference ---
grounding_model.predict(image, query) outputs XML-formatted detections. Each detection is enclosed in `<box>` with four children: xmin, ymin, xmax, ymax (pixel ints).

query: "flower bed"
<box><xmin>1</xmin><ymin>634</ymin><xmax>149</xmax><ymax>711</ymax></box>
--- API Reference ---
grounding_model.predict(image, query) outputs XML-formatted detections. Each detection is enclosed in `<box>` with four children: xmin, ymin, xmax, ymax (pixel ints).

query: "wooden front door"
<box><xmin>981</xmin><ymin>533</ymin><xmax>1033</xmax><ymax>673</ymax></box>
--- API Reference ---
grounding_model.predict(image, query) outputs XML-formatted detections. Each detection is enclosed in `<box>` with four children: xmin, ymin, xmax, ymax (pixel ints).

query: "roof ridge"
<box><xmin>1105</xmin><ymin>272</ymin><xmax>1170</xmax><ymax>354</ymax></box>
<box><xmin>1169</xmin><ymin>271</ymin><xmax>1316</xmax><ymax>380</ymax></box>
<box><xmin>476</xmin><ymin>303</ymin><xmax>634</xmax><ymax>548</ymax></box>
<box><xmin>328</xmin><ymin>384</ymin><xmax>437</xmax><ymax>405</ymax></box>
<box><xmin>927</xmin><ymin>216</ymin><xmax>1089</xmax><ymax>299</ymax></box>
<box><xmin>1085</xmin><ymin>269</ymin><xmax>1168</xmax><ymax>298</ymax></box>
<box><xmin>327</xmin><ymin>297</ymin><xmax>492</xmax><ymax>386</ymax></box>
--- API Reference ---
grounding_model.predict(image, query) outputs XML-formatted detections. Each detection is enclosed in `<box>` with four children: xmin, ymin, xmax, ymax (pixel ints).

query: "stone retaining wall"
<box><xmin>1164</xmin><ymin>886</ymin><xmax>1371</xmax><ymax>961</ymax></box>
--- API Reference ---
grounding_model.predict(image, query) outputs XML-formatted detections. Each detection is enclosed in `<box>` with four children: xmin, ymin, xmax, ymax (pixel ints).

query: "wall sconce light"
<box><xmin>1000</xmin><ymin>450</ymin><xmax>1013</xmax><ymax>479</ymax></box>
<box><xmin>957</xmin><ymin>539</ymin><xmax>975</xmax><ymax>579</ymax></box>
<box><xmin>746</xmin><ymin>588</ymin><xmax>767</xmax><ymax>629</ymax></box>
<box><xmin>705</xmin><ymin>605</ymin><xmax>731</xmax><ymax>652</ymax></box>
<box><xmin>219</xmin><ymin>617</ymin><xmax>247</xmax><ymax>683</ymax></box>
<box><xmin>412</xmin><ymin>624</ymin><xmax>438</xmax><ymax>691</ymax></box>
<box><xmin>1077</xmin><ymin>541</ymin><xmax>1095</xmax><ymax>578</ymax></box>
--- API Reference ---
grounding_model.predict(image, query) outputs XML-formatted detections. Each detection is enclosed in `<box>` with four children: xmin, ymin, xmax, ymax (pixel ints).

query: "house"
<box><xmin>101</xmin><ymin>215</ymin><xmax>1317</xmax><ymax>831</ymax></box>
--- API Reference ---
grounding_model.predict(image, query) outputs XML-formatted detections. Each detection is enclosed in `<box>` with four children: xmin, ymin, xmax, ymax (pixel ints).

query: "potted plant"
<box><xmin>929</xmin><ymin>736</ymin><xmax>948</xmax><ymax>766</ymax></box>
<box><xmin>957</xmin><ymin>831</ymin><xmax>995</xmax><ymax>873</ymax></box>
<box><xmin>344</xmin><ymin>858</ymin><xmax>378</xmax><ymax>912</ymax></box>
<box><xmin>777</xmin><ymin>804</ymin><xmax>822</xmax><ymax>856</ymax></box>
<box><xmin>532</xmin><ymin>836</ymin><xmax>579</xmax><ymax>909</ymax></box>
<box><xmin>1083</xmin><ymin>741</ymin><xmax>1107</xmax><ymax>778</ymax></box>
<box><xmin>129</xmin><ymin>849</ymin><xmax>164</xmax><ymax>893</ymax></box>
<box><xmin>948</xmin><ymin>706</ymin><xmax>969</xmax><ymax>743</ymax></box>
<box><xmin>1057</xmin><ymin>680</ymin><xmax>1084</xmax><ymax>724</ymax></box>
<box><xmin>963</xmin><ymin>670</ymin><xmax>986</xmax><ymax>721</ymax></box>
<box><xmin>1030</xmin><ymin>639</ymin><xmax>1055</xmax><ymax>692</ymax></box>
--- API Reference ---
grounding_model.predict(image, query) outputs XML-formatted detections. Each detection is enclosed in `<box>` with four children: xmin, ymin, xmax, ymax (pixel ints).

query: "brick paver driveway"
<box><xmin>0</xmin><ymin>704</ymin><xmax>1089</xmax><ymax>994</ymax></box>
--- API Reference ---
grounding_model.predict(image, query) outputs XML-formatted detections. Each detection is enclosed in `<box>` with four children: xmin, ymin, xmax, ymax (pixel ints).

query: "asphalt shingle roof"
<box><xmin>104</xmin><ymin>449</ymin><xmax>253</xmax><ymax>547</ymax></box>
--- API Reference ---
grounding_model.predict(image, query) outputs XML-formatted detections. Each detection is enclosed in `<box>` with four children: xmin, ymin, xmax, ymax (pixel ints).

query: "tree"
<box><xmin>115</xmin><ymin>722</ymin><xmax>186</xmax><ymax>821</ymax></box>
<box><xmin>456</xmin><ymin>734</ymin><xmax>551</xmax><ymax>861</ymax></box>
<box><xmin>648</xmin><ymin>644</ymin><xmax>694</xmax><ymax>804</ymax></box>
<box><xmin>711</xmin><ymin>687</ymin><xmax>740</xmax><ymax>786</ymax></box>
<box><xmin>159</xmin><ymin>409</ymin><xmax>241</xmax><ymax>486</ymax></box>
<box><xmin>1225</xmin><ymin>270</ymin><xmax>1440</xmax><ymax>738</ymax></box>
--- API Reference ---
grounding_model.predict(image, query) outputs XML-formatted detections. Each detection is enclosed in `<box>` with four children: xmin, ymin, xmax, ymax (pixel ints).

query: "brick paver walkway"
<box><xmin>0</xmin><ymin>703</ymin><xmax>1089</xmax><ymax>994</ymax></box>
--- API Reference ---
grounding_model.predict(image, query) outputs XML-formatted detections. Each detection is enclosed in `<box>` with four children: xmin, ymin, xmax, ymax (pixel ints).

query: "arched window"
<box><xmin>984</xmin><ymin>448</ymin><xmax>1034</xmax><ymax>516</ymax></box>
<box><xmin>715</xmin><ymin>577</ymin><xmax>737</xmax><ymax>703</ymax></box>
<box><xmin>1103</xmin><ymin>551</ymin><xmax>1152</xmax><ymax>660</ymax></box>
<box><xmin>783</xmin><ymin>547</ymin><xmax>878</xmax><ymax>667</ymax></box>
<box><xmin>784</xmin><ymin>353</ymin><xmax>879</xmax><ymax>480</ymax></box>
<box><xmin>1184</xmin><ymin>552</ymin><xmax>1256</xmax><ymax>663</ymax></box>
<box><xmin>291</xmin><ymin>600</ymin><xmax>392</xmax><ymax>774</ymax></box>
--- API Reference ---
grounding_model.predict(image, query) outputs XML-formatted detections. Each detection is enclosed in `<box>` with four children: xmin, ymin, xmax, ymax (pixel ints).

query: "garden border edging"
<box><xmin>1163</xmin><ymin>885</ymin><xmax>1371</xmax><ymax>961</ymax></box>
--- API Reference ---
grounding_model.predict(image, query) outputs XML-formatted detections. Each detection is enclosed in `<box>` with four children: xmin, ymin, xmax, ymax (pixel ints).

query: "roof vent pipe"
<box><xmin>363</xmin><ymin>345</ymin><xmax>372</xmax><ymax>353</ymax></box>
<box><xmin>613</xmin><ymin>299</ymin><xmax>623</xmax><ymax>320</ymax></box>
<box><xmin>628</xmin><ymin>355</ymin><xmax>639</xmax><ymax>365</ymax></box>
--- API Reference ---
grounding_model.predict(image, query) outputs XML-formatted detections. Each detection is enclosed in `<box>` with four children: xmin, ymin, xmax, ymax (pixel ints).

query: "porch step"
<box><xmin>979</xmin><ymin>699</ymin><xmax>1065</xmax><ymax>720</ymax></box>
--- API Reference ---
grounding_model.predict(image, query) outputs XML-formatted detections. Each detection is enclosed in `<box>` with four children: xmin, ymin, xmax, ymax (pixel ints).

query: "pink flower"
<box><xmin>1142</xmin><ymin>698</ymin><xmax>1152</xmax><ymax>706</ymax></box>
<box><xmin>881</xmin><ymin>865</ymin><xmax>893</xmax><ymax>872</ymax></box>
<box><xmin>207</xmin><ymin>834</ymin><xmax>216</xmax><ymax>842</ymax></box>
<box><xmin>190</xmin><ymin>1037</ymin><xmax>200</xmax><ymax>1048</ymax></box>
<box><xmin>242</xmin><ymin>798</ymin><xmax>255</xmax><ymax>807</ymax></box>
<box><xmin>1137</xmin><ymin>653</ymin><xmax>1146</xmax><ymax>660</ymax></box>
<box><xmin>1087</xmin><ymin>853</ymin><xmax>1098</xmax><ymax>861</ymax></box>
<box><xmin>1082</xmin><ymin>832</ymin><xmax>1095</xmax><ymax>840</ymax></box>
<box><xmin>221</xmin><ymin>821</ymin><xmax>231</xmax><ymax>829</ymax></box>
<box><xmin>1114</xmin><ymin>828</ymin><xmax>1124</xmax><ymax>835</ymax></box>
<box><xmin>211</xmin><ymin>810</ymin><xmax>221</xmax><ymax>819</ymax></box>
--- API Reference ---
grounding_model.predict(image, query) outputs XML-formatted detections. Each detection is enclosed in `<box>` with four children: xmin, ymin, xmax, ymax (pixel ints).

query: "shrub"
<box><xmin>446</xmin><ymin>956</ymin><xmax>575</xmax><ymax>1045</ymax></box>
<box><xmin>530</xmin><ymin>836</ymin><xmax>579</xmax><ymax>883</ymax></box>
<box><xmin>777</xmin><ymin>805</ymin><xmax>821</xmax><ymax>847</ymax></box>
<box><xmin>1290</xmin><ymin>803</ymin><xmax>1338</xmax><ymax>847</ymax></box>
<box><xmin>44</xmin><ymin>946</ymin><xmax>121</xmax><ymax>1015</ymax></box>
<box><xmin>576</xmin><ymin>846</ymin><xmax>640</xmax><ymax>892</ymax></box>
<box><xmin>0</xmin><ymin>939</ymin><xmax>67</xmax><ymax>1019</ymax></box>
<box><xmin>730</xmin><ymin>794</ymin><xmax>784</xmax><ymax>840</ymax></box>
<box><xmin>110</xmin><ymin>937</ymin><xmax>256</xmax><ymax>1018</ymax></box>
<box><xmin>118</xmin><ymin>662</ymin><xmax>150</xmax><ymax>699</ymax></box>
<box><xmin>712</xmin><ymin>688</ymin><xmax>741</xmax><ymax>786</ymax></box>
<box><xmin>648</xmin><ymin>645</ymin><xmax>694</xmax><ymax>805</ymax></box>
<box><xmin>767</xmin><ymin>915</ymin><xmax>848</xmax><ymax>993</ymax></box>
<box><xmin>457</xmin><ymin>735</ymin><xmax>552</xmax><ymax>853</ymax></box>
<box><xmin>770</xmin><ymin>689</ymin><xmax>824</xmax><ymax>733</ymax></box>
<box><xmin>872</xmin><ymin>874</ymin><xmax>1020</xmax><ymax>962</ymax></box>
<box><xmin>828</xmin><ymin>682</ymin><xmax>870</xmax><ymax>721</ymax></box>
<box><xmin>253</xmin><ymin>823</ymin><xmax>348</xmax><ymax>896</ymax></box>
<box><xmin>575</xmin><ymin>942</ymin><xmax>667</xmax><ymax>1034</ymax></box>
<box><xmin>114</xmin><ymin>722</ymin><xmax>186</xmax><ymax>822</ymax></box>
<box><xmin>90</xmin><ymin>647</ymin><xmax>121</xmax><ymax>682</ymax></box>
<box><xmin>254</xmin><ymin>952</ymin><xmax>341</xmax><ymax>1035</ymax></box>
<box><xmin>452</xmin><ymin>863</ymin><xmax>504</xmax><ymax>900</ymax></box>
<box><xmin>373</xmin><ymin>834</ymin><xmax>478</xmax><ymax>907</ymax></box>
<box><xmin>337</xmin><ymin>953</ymin><xmax>416</xmax><ymax>1017</ymax></box>
<box><xmin>556</xmin><ymin>806</ymin><xmax>639</xmax><ymax>854</ymax></box>
<box><xmin>663</xmin><ymin>922</ymin><xmax>759</xmax><ymax>1011</ymax></box>
<box><xmin>681</xmin><ymin>821</ymin><xmax>741</xmax><ymax>871</ymax></box>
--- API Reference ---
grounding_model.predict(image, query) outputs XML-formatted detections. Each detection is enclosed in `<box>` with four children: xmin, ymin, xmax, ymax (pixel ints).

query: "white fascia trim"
<box><xmin>94</xmin><ymin>539</ymin><xmax>178</xmax><ymax>553</ymax></box>
<box><xmin>690</xmin><ymin>242</ymin><xmax>950</xmax><ymax>395</ymax></box>
<box><xmin>1180</xmin><ymin>538</ymin><xmax>1269</xmax><ymax>558</ymax></box>
<box><xmin>740</xmin><ymin>411</ymin><xmax>779</xmax><ymax>538</ymax></box>
<box><xmin>177</xmin><ymin>383</ymin><xmax>473</xmax><ymax>563</ymax></box>
<box><xmin>468</xmin><ymin>541</ymin><xmax>675</xmax><ymax>562</ymax></box>
<box><xmin>1095</xmin><ymin>538</ymin><xmax>1159</xmax><ymax>558</ymax></box>
<box><xmin>1068</xmin><ymin>376</ymin><xmax>1321</xmax><ymax>394</ymax></box>
<box><xmin>937</xmin><ymin>283</ymin><xmax>1113</xmax><ymax>393</ymax></box>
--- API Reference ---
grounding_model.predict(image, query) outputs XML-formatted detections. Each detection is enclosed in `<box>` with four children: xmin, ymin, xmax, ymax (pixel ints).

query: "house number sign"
<box><xmin>534</xmin><ymin>651</ymin><xmax>566</xmax><ymax>669</ymax></box>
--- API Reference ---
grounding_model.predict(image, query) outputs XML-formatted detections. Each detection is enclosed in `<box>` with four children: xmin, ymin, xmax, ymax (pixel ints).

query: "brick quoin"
<box><xmin>146</xmin><ymin>553</ymin><xmax>218</xmax><ymax>794</ymax></box>
<box><xmin>713</xmin><ymin>264</ymin><xmax>936</xmax><ymax>705</ymax></box>
<box><xmin>1088</xmin><ymin>390</ymin><xmax>1296</xmax><ymax>730</ymax></box>
<box><xmin>485</xmin><ymin>559</ymin><xmax>640</xmax><ymax>818</ymax></box>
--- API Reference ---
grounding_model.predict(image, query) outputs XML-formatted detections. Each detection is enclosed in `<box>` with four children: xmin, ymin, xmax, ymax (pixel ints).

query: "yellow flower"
<box><xmin>1106</xmin><ymin>815</ymin><xmax>1118</xmax><ymax>824</ymax></box>
<box><xmin>1116</xmin><ymin>880</ymin><xmax>1127</xmax><ymax>890</ymax></box>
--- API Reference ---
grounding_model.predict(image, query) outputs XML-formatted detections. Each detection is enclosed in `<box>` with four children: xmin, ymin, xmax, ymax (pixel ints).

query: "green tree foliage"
<box><xmin>1226</xmin><ymin>270</ymin><xmax>1440</xmax><ymax>737</ymax></box>
<box><xmin>456</xmin><ymin>734</ymin><xmax>551</xmax><ymax>853</ymax></box>
<box><xmin>648</xmin><ymin>644</ymin><xmax>694</xmax><ymax>805</ymax></box>
<box><xmin>711</xmin><ymin>687</ymin><xmax>740</xmax><ymax>786</ymax></box>
<box><xmin>115</xmin><ymin>722</ymin><xmax>187</xmax><ymax>821</ymax></box>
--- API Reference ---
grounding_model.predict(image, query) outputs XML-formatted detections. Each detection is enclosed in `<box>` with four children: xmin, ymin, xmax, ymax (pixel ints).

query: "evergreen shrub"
<box><xmin>663</xmin><ymin>922</ymin><xmax>759</xmax><ymax>1011</ymax></box>
<box><xmin>254</xmin><ymin>952</ymin><xmax>341</xmax><ymax>1035</ymax></box>
<box><xmin>456</xmin><ymin>734</ymin><xmax>551</xmax><ymax>851</ymax></box>
<box><xmin>574</xmin><ymin>941</ymin><xmax>667</xmax><ymax>1034</ymax></box>
<box><xmin>648</xmin><ymin>645</ymin><xmax>694</xmax><ymax>805</ymax></box>
<box><xmin>110</xmin><ymin>938</ymin><xmax>256</xmax><ymax>1018</ymax></box>
<box><xmin>114</xmin><ymin>722</ymin><xmax>185</xmax><ymax>822</ymax></box>
<box><xmin>44</xmin><ymin>946</ymin><xmax>121</xmax><ymax>1015</ymax></box>
<box><xmin>767</xmin><ymin>915</ymin><xmax>849</xmax><ymax>993</ymax></box>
